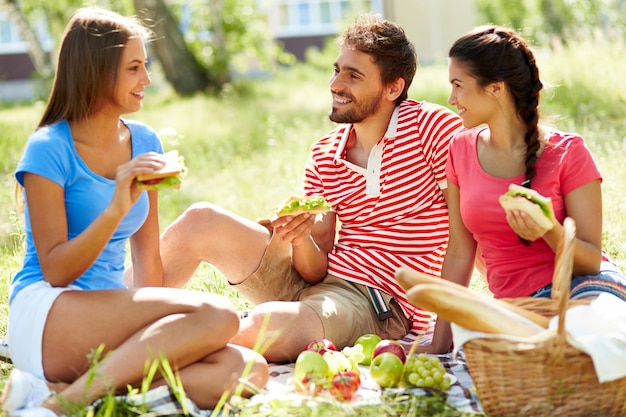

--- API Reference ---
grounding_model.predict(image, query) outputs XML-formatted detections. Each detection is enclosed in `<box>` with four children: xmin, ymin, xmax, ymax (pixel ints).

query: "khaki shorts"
<box><xmin>234</xmin><ymin>231</ymin><xmax>412</xmax><ymax>348</ymax></box>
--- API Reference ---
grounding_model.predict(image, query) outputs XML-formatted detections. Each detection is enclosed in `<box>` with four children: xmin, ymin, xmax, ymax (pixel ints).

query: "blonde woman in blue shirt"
<box><xmin>1</xmin><ymin>7</ymin><xmax>267</xmax><ymax>417</ymax></box>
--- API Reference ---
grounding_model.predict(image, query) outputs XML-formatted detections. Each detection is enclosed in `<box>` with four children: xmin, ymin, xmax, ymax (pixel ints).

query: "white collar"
<box><xmin>332</xmin><ymin>106</ymin><xmax>401</xmax><ymax>196</ymax></box>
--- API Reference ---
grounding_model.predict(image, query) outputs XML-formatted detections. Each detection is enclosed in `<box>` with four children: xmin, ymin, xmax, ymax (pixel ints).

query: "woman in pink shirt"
<box><xmin>425</xmin><ymin>25</ymin><xmax>626</xmax><ymax>354</ymax></box>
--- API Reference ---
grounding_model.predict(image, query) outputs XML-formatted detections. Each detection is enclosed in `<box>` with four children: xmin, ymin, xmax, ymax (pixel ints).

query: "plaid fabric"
<box><xmin>90</xmin><ymin>385</ymin><xmax>220</xmax><ymax>417</ymax></box>
<box><xmin>0</xmin><ymin>336</ymin><xmax>482</xmax><ymax>414</ymax></box>
<box><xmin>87</xmin><ymin>354</ymin><xmax>484</xmax><ymax>415</ymax></box>
<box><xmin>439</xmin><ymin>350</ymin><xmax>483</xmax><ymax>412</ymax></box>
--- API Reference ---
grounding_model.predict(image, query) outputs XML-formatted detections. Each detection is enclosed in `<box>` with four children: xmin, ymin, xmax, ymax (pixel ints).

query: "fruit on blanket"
<box><xmin>340</xmin><ymin>344</ymin><xmax>365</xmax><ymax>370</ymax></box>
<box><xmin>293</xmin><ymin>350</ymin><xmax>330</xmax><ymax>395</ymax></box>
<box><xmin>369</xmin><ymin>352</ymin><xmax>404</xmax><ymax>388</ymax></box>
<box><xmin>323</xmin><ymin>349</ymin><xmax>358</xmax><ymax>375</ymax></box>
<box><xmin>329</xmin><ymin>370</ymin><xmax>361</xmax><ymax>401</ymax></box>
<box><xmin>372</xmin><ymin>339</ymin><xmax>406</xmax><ymax>364</ymax></box>
<box><xmin>404</xmin><ymin>353</ymin><xmax>452</xmax><ymax>391</ymax></box>
<box><xmin>353</xmin><ymin>333</ymin><xmax>382</xmax><ymax>365</ymax></box>
<box><xmin>305</xmin><ymin>338</ymin><xmax>337</xmax><ymax>355</ymax></box>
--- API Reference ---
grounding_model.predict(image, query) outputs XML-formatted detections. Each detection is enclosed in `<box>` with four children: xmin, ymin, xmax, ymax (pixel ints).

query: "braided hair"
<box><xmin>449</xmin><ymin>25</ymin><xmax>543</xmax><ymax>186</ymax></box>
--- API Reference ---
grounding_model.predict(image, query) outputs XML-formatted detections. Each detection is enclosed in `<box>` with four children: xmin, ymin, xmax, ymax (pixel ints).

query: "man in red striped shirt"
<box><xmin>157</xmin><ymin>13</ymin><xmax>463</xmax><ymax>363</ymax></box>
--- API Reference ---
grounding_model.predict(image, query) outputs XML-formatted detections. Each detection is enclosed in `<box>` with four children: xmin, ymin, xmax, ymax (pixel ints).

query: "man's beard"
<box><xmin>328</xmin><ymin>90</ymin><xmax>384</xmax><ymax>124</ymax></box>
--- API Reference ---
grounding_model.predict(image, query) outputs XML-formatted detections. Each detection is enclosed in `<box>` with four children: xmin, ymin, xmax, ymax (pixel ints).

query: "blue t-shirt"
<box><xmin>10</xmin><ymin>119</ymin><xmax>163</xmax><ymax>304</ymax></box>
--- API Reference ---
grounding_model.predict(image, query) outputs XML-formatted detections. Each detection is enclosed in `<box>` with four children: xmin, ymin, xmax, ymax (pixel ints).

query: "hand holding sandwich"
<box><xmin>135</xmin><ymin>150</ymin><xmax>186</xmax><ymax>191</ymax></box>
<box><xmin>499</xmin><ymin>184</ymin><xmax>557</xmax><ymax>242</ymax></box>
<box><xmin>270</xmin><ymin>195</ymin><xmax>333</xmax><ymax>246</ymax></box>
<box><xmin>269</xmin><ymin>195</ymin><xmax>335</xmax><ymax>283</ymax></box>
<box><xmin>271</xmin><ymin>213</ymin><xmax>316</xmax><ymax>247</ymax></box>
<box><xmin>104</xmin><ymin>152</ymin><xmax>167</xmax><ymax>217</ymax></box>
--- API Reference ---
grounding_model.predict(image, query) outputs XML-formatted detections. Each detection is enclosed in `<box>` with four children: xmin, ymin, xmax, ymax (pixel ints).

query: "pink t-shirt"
<box><xmin>304</xmin><ymin>99</ymin><xmax>463</xmax><ymax>334</ymax></box>
<box><xmin>446</xmin><ymin>127</ymin><xmax>602</xmax><ymax>298</ymax></box>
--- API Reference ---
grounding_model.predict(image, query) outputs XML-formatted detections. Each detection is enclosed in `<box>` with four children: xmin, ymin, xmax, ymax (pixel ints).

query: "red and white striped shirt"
<box><xmin>303</xmin><ymin>99</ymin><xmax>463</xmax><ymax>334</ymax></box>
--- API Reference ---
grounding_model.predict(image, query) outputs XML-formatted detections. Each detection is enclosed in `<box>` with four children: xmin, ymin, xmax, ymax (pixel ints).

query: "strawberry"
<box><xmin>329</xmin><ymin>370</ymin><xmax>361</xmax><ymax>401</ymax></box>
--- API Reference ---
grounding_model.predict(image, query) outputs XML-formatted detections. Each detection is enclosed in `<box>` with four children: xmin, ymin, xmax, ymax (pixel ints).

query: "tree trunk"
<box><xmin>133</xmin><ymin>0</ymin><xmax>214</xmax><ymax>95</ymax></box>
<box><xmin>539</xmin><ymin>0</ymin><xmax>568</xmax><ymax>46</ymax></box>
<box><xmin>0</xmin><ymin>0</ymin><xmax>53</xmax><ymax>79</ymax></box>
<box><xmin>209</xmin><ymin>0</ymin><xmax>230</xmax><ymax>86</ymax></box>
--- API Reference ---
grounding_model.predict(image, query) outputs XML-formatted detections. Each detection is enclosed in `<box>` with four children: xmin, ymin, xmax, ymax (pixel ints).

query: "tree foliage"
<box><xmin>20</xmin><ymin>0</ymin><xmax>134</xmax><ymax>38</ymax></box>
<box><xmin>8</xmin><ymin>0</ymin><xmax>289</xmax><ymax>96</ymax></box>
<box><xmin>168</xmin><ymin>0</ymin><xmax>293</xmax><ymax>86</ymax></box>
<box><xmin>134</xmin><ymin>0</ymin><xmax>213</xmax><ymax>95</ymax></box>
<box><xmin>0</xmin><ymin>0</ymin><xmax>52</xmax><ymax>79</ymax></box>
<box><xmin>475</xmin><ymin>0</ymin><xmax>626</xmax><ymax>45</ymax></box>
<box><xmin>9</xmin><ymin>0</ymin><xmax>623</xmax><ymax>97</ymax></box>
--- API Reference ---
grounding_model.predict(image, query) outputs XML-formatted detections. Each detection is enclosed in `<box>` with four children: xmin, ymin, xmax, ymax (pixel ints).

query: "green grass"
<box><xmin>0</xmin><ymin>37</ymin><xmax>625</xmax><ymax>415</ymax></box>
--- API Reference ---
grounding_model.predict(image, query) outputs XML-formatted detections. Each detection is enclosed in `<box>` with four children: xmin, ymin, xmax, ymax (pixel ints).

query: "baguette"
<box><xmin>396</xmin><ymin>267</ymin><xmax>550</xmax><ymax>328</ymax></box>
<box><xmin>405</xmin><ymin>283</ymin><xmax>545</xmax><ymax>337</ymax></box>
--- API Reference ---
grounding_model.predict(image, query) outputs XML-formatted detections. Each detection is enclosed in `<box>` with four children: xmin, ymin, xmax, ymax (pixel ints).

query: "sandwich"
<box><xmin>272</xmin><ymin>195</ymin><xmax>332</xmax><ymax>217</ymax></box>
<box><xmin>498</xmin><ymin>183</ymin><xmax>553</xmax><ymax>232</ymax></box>
<box><xmin>136</xmin><ymin>150</ymin><xmax>186</xmax><ymax>191</ymax></box>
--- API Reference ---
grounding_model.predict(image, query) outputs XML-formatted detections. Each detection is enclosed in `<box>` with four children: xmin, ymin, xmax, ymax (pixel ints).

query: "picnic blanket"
<box><xmin>0</xmin><ymin>338</ymin><xmax>484</xmax><ymax>416</ymax></box>
<box><xmin>86</xmin><ymin>352</ymin><xmax>483</xmax><ymax>416</ymax></box>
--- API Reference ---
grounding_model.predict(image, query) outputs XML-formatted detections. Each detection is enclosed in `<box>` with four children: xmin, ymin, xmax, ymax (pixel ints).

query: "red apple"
<box><xmin>353</xmin><ymin>333</ymin><xmax>382</xmax><ymax>366</ymax></box>
<box><xmin>293</xmin><ymin>350</ymin><xmax>330</xmax><ymax>395</ymax></box>
<box><xmin>372</xmin><ymin>339</ymin><xmax>406</xmax><ymax>364</ymax></box>
<box><xmin>305</xmin><ymin>338</ymin><xmax>337</xmax><ymax>355</ymax></box>
<box><xmin>369</xmin><ymin>351</ymin><xmax>404</xmax><ymax>388</ymax></box>
<box><xmin>329</xmin><ymin>370</ymin><xmax>361</xmax><ymax>401</ymax></box>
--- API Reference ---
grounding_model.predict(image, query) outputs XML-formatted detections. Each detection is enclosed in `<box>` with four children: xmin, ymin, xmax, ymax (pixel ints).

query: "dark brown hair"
<box><xmin>449</xmin><ymin>25</ymin><xmax>543</xmax><ymax>184</ymax></box>
<box><xmin>38</xmin><ymin>7</ymin><xmax>153</xmax><ymax>128</ymax></box>
<box><xmin>340</xmin><ymin>13</ymin><xmax>417</xmax><ymax>105</ymax></box>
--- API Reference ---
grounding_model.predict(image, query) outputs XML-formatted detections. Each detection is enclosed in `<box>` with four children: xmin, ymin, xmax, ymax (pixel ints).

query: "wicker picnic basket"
<box><xmin>462</xmin><ymin>218</ymin><xmax>626</xmax><ymax>417</ymax></box>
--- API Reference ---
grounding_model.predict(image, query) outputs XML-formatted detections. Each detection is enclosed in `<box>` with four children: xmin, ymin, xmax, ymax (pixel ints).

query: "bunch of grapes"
<box><xmin>323</xmin><ymin>349</ymin><xmax>358</xmax><ymax>375</ymax></box>
<box><xmin>403</xmin><ymin>353</ymin><xmax>452</xmax><ymax>391</ymax></box>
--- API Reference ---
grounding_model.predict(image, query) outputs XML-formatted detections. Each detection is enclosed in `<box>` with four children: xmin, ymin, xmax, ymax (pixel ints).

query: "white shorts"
<box><xmin>8</xmin><ymin>281</ymin><xmax>78</xmax><ymax>379</ymax></box>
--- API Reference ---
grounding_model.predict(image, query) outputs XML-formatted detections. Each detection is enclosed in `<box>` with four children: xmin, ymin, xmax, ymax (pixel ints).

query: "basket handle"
<box><xmin>552</xmin><ymin>217</ymin><xmax>576</xmax><ymax>337</ymax></box>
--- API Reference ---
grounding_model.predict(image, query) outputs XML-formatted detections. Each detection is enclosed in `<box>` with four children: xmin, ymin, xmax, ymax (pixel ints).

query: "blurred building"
<box><xmin>260</xmin><ymin>0</ymin><xmax>477</xmax><ymax>64</ymax></box>
<box><xmin>385</xmin><ymin>0</ymin><xmax>477</xmax><ymax>64</ymax></box>
<box><xmin>1</xmin><ymin>0</ymin><xmax>476</xmax><ymax>101</ymax></box>
<box><xmin>0</xmin><ymin>11</ymin><xmax>52</xmax><ymax>101</ymax></box>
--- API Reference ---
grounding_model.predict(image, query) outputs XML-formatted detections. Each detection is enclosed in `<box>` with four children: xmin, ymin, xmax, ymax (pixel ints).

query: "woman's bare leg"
<box><xmin>145</xmin><ymin>344</ymin><xmax>268</xmax><ymax>409</ymax></box>
<box><xmin>39</xmin><ymin>287</ymin><xmax>267</xmax><ymax>413</ymax></box>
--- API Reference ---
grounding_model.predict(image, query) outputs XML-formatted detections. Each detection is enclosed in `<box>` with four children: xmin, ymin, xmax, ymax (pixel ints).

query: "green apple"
<box><xmin>372</xmin><ymin>339</ymin><xmax>406</xmax><ymax>364</ymax></box>
<box><xmin>293</xmin><ymin>350</ymin><xmax>330</xmax><ymax>395</ymax></box>
<box><xmin>369</xmin><ymin>351</ymin><xmax>404</xmax><ymax>388</ymax></box>
<box><xmin>353</xmin><ymin>333</ymin><xmax>382</xmax><ymax>366</ymax></box>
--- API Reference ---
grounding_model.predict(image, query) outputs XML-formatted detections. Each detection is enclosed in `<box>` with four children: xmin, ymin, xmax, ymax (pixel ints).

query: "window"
<box><xmin>0</xmin><ymin>13</ymin><xmax>22</xmax><ymax>51</ymax></box>
<box><xmin>297</xmin><ymin>2</ymin><xmax>311</xmax><ymax>25</ymax></box>
<box><xmin>263</xmin><ymin>0</ymin><xmax>383</xmax><ymax>38</ymax></box>
<box><xmin>0</xmin><ymin>12</ymin><xmax>53</xmax><ymax>55</ymax></box>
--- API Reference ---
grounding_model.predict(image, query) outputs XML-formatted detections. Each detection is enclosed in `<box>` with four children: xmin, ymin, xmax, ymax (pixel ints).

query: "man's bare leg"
<box><xmin>233</xmin><ymin>301</ymin><xmax>325</xmax><ymax>363</ymax></box>
<box><xmin>126</xmin><ymin>202</ymin><xmax>271</xmax><ymax>288</ymax></box>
